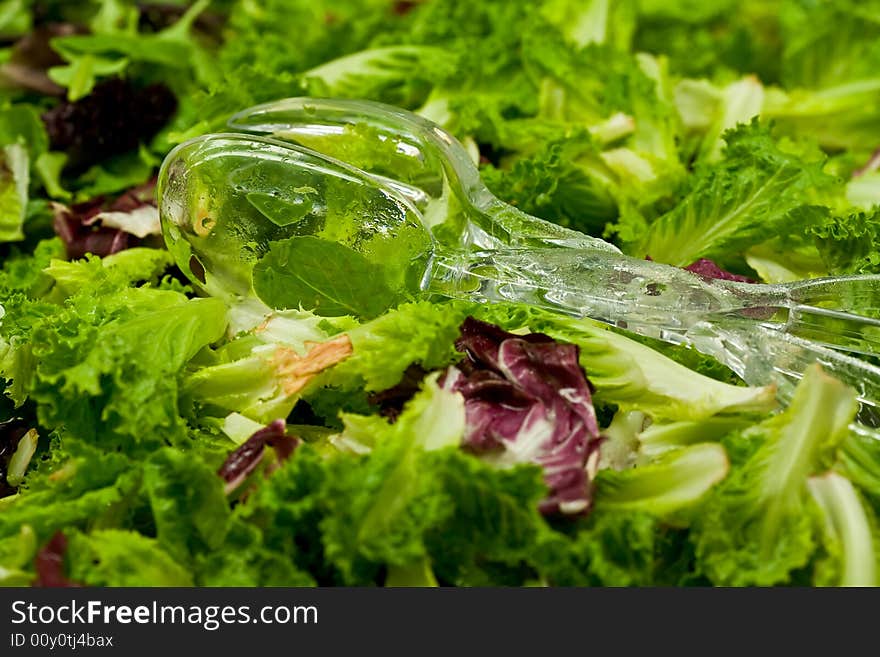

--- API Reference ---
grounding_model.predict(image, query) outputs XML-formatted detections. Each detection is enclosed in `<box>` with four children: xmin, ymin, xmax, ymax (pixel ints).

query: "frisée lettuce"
<box><xmin>1</xmin><ymin>0</ymin><xmax>879</xmax><ymax>588</ymax></box>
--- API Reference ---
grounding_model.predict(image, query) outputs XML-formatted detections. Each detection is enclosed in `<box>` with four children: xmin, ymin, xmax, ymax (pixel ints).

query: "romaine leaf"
<box><xmin>183</xmin><ymin>334</ymin><xmax>352</xmax><ymax>424</ymax></box>
<box><xmin>838</xmin><ymin>430</ymin><xmax>880</xmax><ymax>506</ymax></box>
<box><xmin>594</xmin><ymin>443</ymin><xmax>729</xmax><ymax>517</ymax></box>
<box><xmin>696</xmin><ymin>76</ymin><xmax>764</xmax><ymax>163</ymax></box>
<box><xmin>808</xmin><ymin>472</ymin><xmax>878</xmax><ymax>587</ymax></box>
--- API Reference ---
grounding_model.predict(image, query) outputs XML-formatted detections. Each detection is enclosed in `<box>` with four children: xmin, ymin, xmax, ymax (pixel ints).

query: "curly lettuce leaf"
<box><xmin>0</xmin><ymin>246</ymin><xmax>224</xmax><ymax>444</ymax></box>
<box><xmin>634</xmin><ymin>120</ymin><xmax>836</xmax><ymax>268</ymax></box>
<box><xmin>66</xmin><ymin>529</ymin><xmax>193</xmax><ymax>587</ymax></box>
<box><xmin>481</xmin><ymin>130</ymin><xmax>619</xmax><ymax>237</ymax></box>
<box><xmin>692</xmin><ymin>364</ymin><xmax>859</xmax><ymax>586</ymax></box>
<box><xmin>0</xmin><ymin>438</ymin><xmax>138</xmax><ymax>543</ymax></box>
<box><xmin>29</xmin><ymin>290</ymin><xmax>226</xmax><ymax>444</ymax></box>
<box><xmin>532</xmin><ymin>510</ymin><xmax>696</xmax><ymax>586</ymax></box>
<box><xmin>324</xmin><ymin>300</ymin><xmax>470</xmax><ymax>392</ymax></box>
<box><xmin>142</xmin><ymin>447</ymin><xmax>231</xmax><ymax>565</ymax></box>
<box><xmin>194</xmin><ymin>518</ymin><xmax>316</xmax><ymax>587</ymax></box>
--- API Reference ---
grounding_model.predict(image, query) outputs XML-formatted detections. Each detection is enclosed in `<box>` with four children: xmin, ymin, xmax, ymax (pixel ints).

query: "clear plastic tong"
<box><xmin>157</xmin><ymin>97</ymin><xmax>880</xmax><ymax>432</ymax></box>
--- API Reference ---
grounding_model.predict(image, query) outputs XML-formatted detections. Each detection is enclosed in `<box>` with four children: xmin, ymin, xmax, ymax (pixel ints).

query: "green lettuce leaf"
<box><xmin>30</xmin><ymin>290</ymin><xmax>226</xmax><ymax>445</ymax></box>
<box><xmin>253</xmin><ymin>236</ymin><xmax>397</xmax><ymax>319</ymax></box>
<box><xmin>67</xmin><ymin>529</ymin><xmax>194</xmax><ymax>587</ymax></box>
<box><xmin>634</xmin><ymin>120</ymin><xmax>836</xmax><ymax>268</ymax></box>
<box><xmin>194</xmin><ymin>518</ymin><xmax>316</xmax><ymax>587</ymax></box>
<box><xmin>532</xmin><ymin>510</ymin><xmax>695</xmax><ymax>586</ymax></box>
<box><xmin>692</xmin><ymin>364</ymin><xmax>859</xmax><ymax>586</ymax></box>
<box><xmin>423</xmin><ymin>449</ymin><xmax>548</xmax><ymax>586</ymax></box>
<box><xmin>0</xmin><ymin>144</ymin><xmax>28</xmax><ymax>242</ymax></box>
<box><xmin>142</xmin><ymin>447</ymin><xmax>231</xmax><ymax>564</ymax></box>
<box><xmin>808</xmin><ymin>472</ymin><xmax>879</xmax><ymax>587</ymax></box>
<box><xmin>324</xmin><ymin>300</ymin><xmax>470</xmax><ymax>392</ymax></box>
<box><xmin>0</xmin><ymin>524</ymin><xmax>37</xmax><ymax>586</ymax></box>
<box><xmin>594</xmin><ymin>443</ymin><xmax>729</xmax><ymax>517</ymax></box>
<box><xmin>0</xmin><ymin>438</ymin><xmax>139</xmax><ymax>543</ymax></box>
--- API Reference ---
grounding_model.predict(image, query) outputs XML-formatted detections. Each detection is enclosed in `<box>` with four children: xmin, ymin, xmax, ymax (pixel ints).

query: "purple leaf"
<box><xmin>34</xmin><ymin>532</ymin><xmax>81</xmax><ymax>588</ymax></box>
<box><xmin>392</xmin><ymin>1</ymin><xmax>419</xmax><ymax>16</ymax></box>
<box><xmin>217</xmin><ymin>420</ymin><xmax>299</xmax><ymax>494</ymax></box>
<box><xmin>368</xmin><ymin>363</ymin><xmax>432</xmax><ymax>421</ymax></box>
<box><xmin>51</xmin><ymin>179</ymin><xmax>160</xmax><ymax>258</ymax></box>
<box><xmin>445</xmin><ymin>318</ymin><xmax>603</xmax><ymax>515</ymax></box>
<box><xmin>53</xmin><ymin>203</ymin><xmax>131</xmax><ymax>259</ymax></box>
<box><xmin>42</xmin><ymin>78</ymin><xmax>176</xmax><ymax>172</ymax></box>
<box><xmin>684</xmin><ymin>258</ymin><xmax>755</xmax><ymax>283</ymax></box>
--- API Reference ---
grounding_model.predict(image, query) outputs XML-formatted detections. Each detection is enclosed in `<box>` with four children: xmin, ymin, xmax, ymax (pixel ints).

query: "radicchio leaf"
<box><xmin>42</xmin><ymin>78</ymin><xmax>176</xmax><ymax>171</ymax></box>
<box><xmin>368</xmin><ymin>363</ymin><xmax>432</xmax><ymax>421</ymax></box>
<box><xmin>684</xmin><ymin>258</ymin><xmax>755</xmax><ymax>283</ymax></box>
<box><xmin>34</xmin><ymin>532</ymin><xmax>81</xmax><ymax>588</ymax></box>
<box><xmin>647</xmin><ymin>254</ymin><xmax>756</xmax><ymax>284</ymax></box>
<box><xmin>83</xmin><ymin>179</ymin><xmax>161</xmax><ymax>238</ymax></box>
<box><xmin>53</xmin><ymin>200</ymin><xmax>130</xmax><ymax>259</ymax></box>
<box><xmin>217</xmin><ymin>419</ymin><xmax>299</xmax><ymax>494</ymax></box>
<box><xmin>445</xmin><ymin>317</ymin><xmax>603</xmax><ymax>515</ymax></box>
<box><xmin>392</xmin><ymin>1</ymin><xmax>420</xmax><ymax>16</ymax></box>
<box><xmin>52</xmin><ymin>179</ymin><xmax>160</xmax><ymax>258</ymax></box>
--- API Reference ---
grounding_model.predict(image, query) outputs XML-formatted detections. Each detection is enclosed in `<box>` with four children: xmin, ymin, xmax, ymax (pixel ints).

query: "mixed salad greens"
<box><xmin>1</xmin><ymin>0</ymin><xmax>880</xmax><ymax>587</ymax></box>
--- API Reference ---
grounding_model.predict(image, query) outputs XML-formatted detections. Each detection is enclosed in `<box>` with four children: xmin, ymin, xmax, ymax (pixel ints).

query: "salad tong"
<box><xmin>158</xmin><ymin>97</ymin><xmax>880</xmax><ymax>423</ymax></box>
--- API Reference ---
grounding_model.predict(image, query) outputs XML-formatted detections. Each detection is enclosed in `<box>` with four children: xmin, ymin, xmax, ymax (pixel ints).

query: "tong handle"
<box><xmin>430</xmin><ymin>246</ymin><xmax>769</xmax><ymax>327</ymax></box>
<box><xmin>429</xmin><ymin>246</ymin><xmax>880</xmax><ymax>411</ymax></box>
<box><xmin>430</xmin><ymin>247</ymin><xmax>880</xmax><ymax>353</ymax></box>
